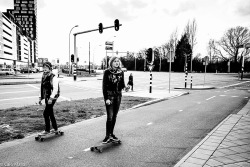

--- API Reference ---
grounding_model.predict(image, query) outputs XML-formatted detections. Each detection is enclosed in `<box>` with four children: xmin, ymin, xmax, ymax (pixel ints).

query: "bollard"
<box><xmin>190</xmin><ymin>76</ymin><xmax>193</xmax><ymax>89</ymax></box>
<box><xmin>185</xmin><ymin>64</ymin><xmax>188</xmax><ymax>88</ymax></box>
<box><xmin>149</xmin><ymin>72</ymin><xmax>152</xmax><ymax>93</ymax></box>
<box><xmin>73</xmin><ymin>65</ymin><xmax>77</xmax><ymax>81</ymax></box>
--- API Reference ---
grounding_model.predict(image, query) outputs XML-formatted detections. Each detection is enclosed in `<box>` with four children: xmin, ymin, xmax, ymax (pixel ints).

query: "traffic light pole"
<box><xmin>73</xmin><ymin>24</ymin><xmax>122</xmax><ymax>79</ymax></box>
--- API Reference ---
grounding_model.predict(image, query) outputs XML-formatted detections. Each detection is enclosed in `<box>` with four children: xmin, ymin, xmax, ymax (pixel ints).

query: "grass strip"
<box><xmin>0</xmin><ymin>96</ymin><xmax>153</xmax><ymax>144</ymax></box>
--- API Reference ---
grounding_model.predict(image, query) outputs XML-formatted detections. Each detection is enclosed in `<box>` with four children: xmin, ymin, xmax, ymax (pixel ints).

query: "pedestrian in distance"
<box><xmin>102</xmin><ymin>56</ymin><xmax>126</xmax><ymax>143</ymax></box>
<box><xmin>38</xmin><ymin>62</ymin><xmax>60</xmax><ymax>136</ymax></box>
<box><xmin>127</xmin><ymin>73</ymin><xmax>134</xmax><ymax>91</ymax></box>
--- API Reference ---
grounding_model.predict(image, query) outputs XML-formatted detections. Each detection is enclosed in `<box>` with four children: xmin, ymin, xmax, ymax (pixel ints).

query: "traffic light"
<box><xmin>71</xmin><ymin>54</ymin><xmax>74</xmax><ymax>62</ymax></box>
<box><xmin>114</xmin><ymin>19</ymin><xmax>119</xmax><ymax>31</ymax></box>
<box><xmin>146</xmin><ymin>48</ymin><xmax>154</xmax><ymax>64</ymax></box>
<box><xmin>99</xmin><ymin>23</ymin><xmax>103</xmax><ymax>34</ymax></box>
<box><xmin>57</xmin><ymin>59</ymin><xmax>59</xmax><ymax>63</ymax></box>
<box><xmin>77</xmin><ymin>57</ymin><xmax>79</xmax><ymax>62</ymax></box>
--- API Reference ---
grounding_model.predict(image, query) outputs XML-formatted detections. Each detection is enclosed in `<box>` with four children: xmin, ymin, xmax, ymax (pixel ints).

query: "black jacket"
<box><xmin>102</xmin><ymin>68</ymin><xmax>125</xmax><ymax>100</ymax></box>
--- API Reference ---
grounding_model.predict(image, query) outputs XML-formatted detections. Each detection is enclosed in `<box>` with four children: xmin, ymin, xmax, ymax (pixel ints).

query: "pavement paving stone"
<box><xmin>199</xmin><ymin>145</ymin><xmax>218</xmax><ymax>151</ymax></box>
<box><xmin>226</xmin><ymin>154</ymin><xmax>248</xmax><ymax>162</ymax></box>
<box><xmin>216</xmin><ymin>148</ymin><xmax>237</xmax><ymax>155</ymax></box>
<box><xmin>190</xmin><ymin>152</ymin><xmax>211</xmax><ymax>160</ymax></box>
<box><xmin>204</xmin><ymin>159</ymin><xmax>224</xmax><ymax>166</ymax></box>
<box><xmin>195</xmin><ymin>148</ymin><xmax>214</xmax><ymax>155</ymax></box>
<box><xmin>234</xmin><ymin>161</ymin><xmax>250</xmax><ymax>167</ymax></box>
<box><xmin>185</xmin><ymin>157</ymin><xmax>207</xmax><ymax>165</ymax></box>
<box><xmin>236</xmin><ymin>152</ymin><xmax>250</xmax><ymax>159</ymax></box>
<box><xmin>180</xmin><ymin>161</ymin><xmax>202</xmax><ymax>167</ymax></box>
<box><xmin>212</xmin><ymin>156</ymin><xmax>238</xmax><ymax>164</ymax></box>
<box><xmin>203</xmin><ymin>141</ymin><xmax>221</xmax><ymax>147</ymax></box>
<box><xmin>237</xmin><ymin>144</ymin><xmax>250</xmax><ymax>151</ymax></box>
<box><xmin>222</xmin><ymin>163</ymin><xmax>241</xmax><ymax>167</ymax></box>
<box><xmin>221</xmin><ymin>141</ymin><xmax>240</xmax><ymax>147</ymax></box>
<box><xmin>229</xmin><ymin>146</ymin><xmax>250</xmax><ymax>153</ymax></box>
<box><xmin>211</xmin><ymin>150</ymin><xmax>226</xmax><ymax>157</ymax></box>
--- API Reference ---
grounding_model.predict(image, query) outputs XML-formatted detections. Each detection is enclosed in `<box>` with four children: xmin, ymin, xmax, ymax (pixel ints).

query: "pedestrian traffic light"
<box><xmin>99</xmin><ymin>23</ymin><xmax>103</xmax><ymax>34</ymax></box>
<box><xmin>57</xmin><ymin>59</ymin><xmax>59</xmax><ymax>63</ymax></box>
<box><xmin>71</xmin><ymin>54</ymin><xmax>74</xmax><ymax>62</ymax></box>
<box><xmin>114</xmin><ymin>19</ymin><xmax>119</xmax><ymax>31</ymax></box>
<box><xmin>77</xmin><ymin>57</ymin><xmax>79</xmax><ymax>62</ymax></box>
<box><xmin>146</xmin><ymin>48</ymin><xmax>154</xmax><ymax>64</ymax></box>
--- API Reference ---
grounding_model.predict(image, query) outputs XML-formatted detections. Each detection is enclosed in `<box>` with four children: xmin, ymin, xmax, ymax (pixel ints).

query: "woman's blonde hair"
<box><xmin>109</xmin><ymin>56</ymin><xmax>122</xmax><ymax>68</ymax></box>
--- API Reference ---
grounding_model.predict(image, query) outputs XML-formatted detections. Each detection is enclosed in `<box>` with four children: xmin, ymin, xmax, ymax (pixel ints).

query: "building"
<box><xmin>11</xmin><ymin>0</ymin><xmax>38</xmax><ymax>63</ymax></box>
<box><xmin>0</xmin><ymin>0</ymin><xmax>37</xmax><ymax>69</ymax></box>
<box><xmin>0</xmin><ymin>11</ymin><xmax>34</xmax><ymax>69</ymax></box>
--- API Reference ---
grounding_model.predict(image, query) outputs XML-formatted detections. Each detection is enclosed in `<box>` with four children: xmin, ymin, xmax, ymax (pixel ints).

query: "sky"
<box><xmin>0</xmin><ymin>0</ymin><xmax>250</xmax><ymax>65</ymax></box>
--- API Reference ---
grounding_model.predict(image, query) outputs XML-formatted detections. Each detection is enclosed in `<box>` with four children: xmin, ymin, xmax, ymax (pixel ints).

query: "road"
<box><xmin>0</xmin><ymin>72</ymin><xmax>245</xmax><ymax>109</ymax></box>
<box><xmin>0</xmin><ymin>73</ymin><xmax>249</xmax><ymax>166</ymax></box>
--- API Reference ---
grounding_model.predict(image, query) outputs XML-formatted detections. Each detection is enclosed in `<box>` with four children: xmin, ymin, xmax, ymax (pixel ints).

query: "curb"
<box><xmin>174</xmin><ymin>87</ymin><xmax>216</xmax><ymax>90</ymax></box>
<box><xmin>129</xmin><ymin>92</ymin><xmax>189</xmax><ymax>110</ymax></box>
<box><xmin>0</xmin><ymin>81</ymin><xmax>41</xmax><ymax>85</ymax></box>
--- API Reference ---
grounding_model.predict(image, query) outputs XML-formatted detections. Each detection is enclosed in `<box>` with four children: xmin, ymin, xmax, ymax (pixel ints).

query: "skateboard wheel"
<box><xmin>98</xmin><ymin>149</ymin><xmax>103</xmax><ymax>153</ymax></box>
<box><xmin>35</xmin><ymin>137</ymin><xmax>39</xmax><ymax>141</ymax></box>
<box><xmin>90</xmin><ymin>147</ymin><xmax>94</xmax><ymax>151</ymax></box>
<box><xmin>60</xmin><ymin>132</ymin><xmax>64</xmax><ymax>135</ymax></box>
<box><xmin>40</xmin><ymin>138</ymin><xmax>44</xmax><ymax>142</ymax></box>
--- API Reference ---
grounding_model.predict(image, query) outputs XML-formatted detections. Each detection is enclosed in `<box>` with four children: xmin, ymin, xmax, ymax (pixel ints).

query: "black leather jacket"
<box><xmin>102</xmin><ymin>68</ymin><xmax>125</xmax><ymax>100</ymax></box>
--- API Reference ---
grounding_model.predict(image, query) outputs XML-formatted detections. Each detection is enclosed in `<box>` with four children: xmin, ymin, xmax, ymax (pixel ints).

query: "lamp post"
<box><xmin>69</xmin><ymin>25</ymin><xmax>78</xmax><ymax>75</ymax></box>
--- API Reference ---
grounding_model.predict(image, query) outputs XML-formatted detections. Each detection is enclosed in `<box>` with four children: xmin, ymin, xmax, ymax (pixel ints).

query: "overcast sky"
<box><xmin>0</xmin><ymin>0</ymin><xmax>250</xmax><ymax>65</ymax></box>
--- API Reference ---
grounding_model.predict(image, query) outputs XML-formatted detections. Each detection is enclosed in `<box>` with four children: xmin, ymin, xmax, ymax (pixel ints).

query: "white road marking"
<box><xmin>219</xmin><ymin>81</ymin><xmax>250</xmax><ymax>88</ymax></box>
<box><xmin>220</xmin><ymin>95</ymin><xmax>226</xmax><ymax>97</ymax></box>
<box><xmin>84</xmin><ymin>148</ymin><xmax>90</xmax><ymax>152</ymax></box>
<box><xmin>147</xmin><ymin>122</ymin><xmax>153</xmax><ymax>126</ymax></box>
<box><xmin>0</xmin><ymin>96</ymin><xmax>38</xmax><ymax>101</ymax></box>
<box><xmin>68</xmin><ymin>157</ymin><xmax>74</xmax><ymax>159</ymax></box>
<box><xmin>197</xmin><ymin>102</ymin><xmax>201</xmax><ymax>104</ymax></box>
<box><xmin>231</xmin><ymin>96</ymin><xmax>238</xmax><ymax>98</ymax></box>
<box><xmin>179</xmin><ymin>110</ymin><xmax>183</xmax><ymax>112</ymax></box>
<box><xmin>26</xmin><ymin>84</ymin><xmax>39</xmax><ymax>89</ymax></box>
<box><xmin>206</xmin><ymin>96</ymin><xmax>216</xmax><ymax>101</ymax></box>
<box><xmin>0</xmin><ymin>90</ymin><xmax>38</xmax><ymax>94</ymax></box>
<box><xmin>245</xmin><ymin>97</ymin><xmax>249</xmax><ymax>99</ymax></box>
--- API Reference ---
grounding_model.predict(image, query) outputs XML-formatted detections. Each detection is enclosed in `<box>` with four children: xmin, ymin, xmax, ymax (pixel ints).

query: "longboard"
<box><xmin>90</xmin><ymin>140</ymin><xmax>122</xmax><ymax>153</ymax></box>
<box><xmin>35</xmin><ymin>131</ymin><xmax>64</xmax><ymax>142</ymax></box>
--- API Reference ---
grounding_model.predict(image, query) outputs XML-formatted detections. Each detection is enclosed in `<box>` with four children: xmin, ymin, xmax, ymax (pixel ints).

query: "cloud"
<box><xmin>236</xmin><ymin>1</ymin><xmax>250</xmax><ymax>16</ymax></box>
<box><xmin>166</xmin><ymin>1</ymin><xmax>196</xmax><ymax>16</ymax></box>
<box><xmin>0</xmin><ymin>0</ymin><xmax>13</xmax><ymax>12</ymax></box>
<box><xmin>37</xmin><ymin>0</ymin><xmax>46</xmax><ymax>10</ymax></box>
<box><xmin>99</xmin><ymin>0</ymin><xmax>148</xmax><ymax>21</ymax></box>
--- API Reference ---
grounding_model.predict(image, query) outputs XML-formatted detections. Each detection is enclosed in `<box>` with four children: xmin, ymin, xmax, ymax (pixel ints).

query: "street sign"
<box><xmin>105</xmin><ymin>46</ymin><xmax>113</xmax><ymax>50</ymax></box>
<box><xmin>203</xmin><ymin>56</ymin><xmax>209</xmax><ymax>65</ymax></box>
<box><xmin>167</xmin><ymin>51</ymin><xmax>174</xmax><ymax>62</ymax></box>
<box><xmin>105</xmin><ymin>41</ymin><xmax>113</xmax><ymax>46</ymax></box>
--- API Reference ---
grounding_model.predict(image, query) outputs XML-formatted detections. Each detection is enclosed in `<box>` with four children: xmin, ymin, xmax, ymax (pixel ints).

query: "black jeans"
<box><xmin>105</xmin><ymin>95</ymin><xmax>121</xmax><ymax>137</ymax></box>
<box><xmin>43</xmin><ymin>98</ymin><xmax>58</xmax><ymax>132</ymax></box>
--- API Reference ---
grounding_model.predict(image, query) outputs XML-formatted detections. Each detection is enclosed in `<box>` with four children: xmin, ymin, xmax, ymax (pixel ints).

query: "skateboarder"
<box><xmin>38</xmin><ymin>61</ymin><xmax>60</xmax><ymax>136</ymax></box>
<box><xmin>102</xmin><ymin>56</ymin><xmax>126</xmax><ymax>143</ymax></box>
<box><xmin>127</xmin><ymin>73</ymin><xmax>134</xmax><ymax>91</ymax></box>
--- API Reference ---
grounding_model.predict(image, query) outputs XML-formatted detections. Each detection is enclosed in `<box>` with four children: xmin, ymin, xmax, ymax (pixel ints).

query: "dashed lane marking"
<box><xmin>206</xmin><ymin>96</ymin><xmax>216</xmax><ymax>101</ymax></box>
<box><xmin>147</xmin><ymin>122</ymin><xmax>153</xmax><ymax>125</ymax></box>
<box><xmin>84</xmin><ymin>148</ymin><xmax>90</xmax><ymax>152</ymax></box>
<box><xmin>220</xmin><ymin>95</ymin><xmax>226</xmax><ymax>97</ymax></box>
<box><xmin>26</xmin><ymin>84</ymin><xmax>39</xmax><ymax>89</ymax></box>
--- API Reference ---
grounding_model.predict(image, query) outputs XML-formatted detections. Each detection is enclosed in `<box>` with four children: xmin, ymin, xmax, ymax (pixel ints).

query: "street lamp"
<box><xmin>69</xmin><ymin>25</ymin><xmax>78</xmax><ymax>75</ymax></box>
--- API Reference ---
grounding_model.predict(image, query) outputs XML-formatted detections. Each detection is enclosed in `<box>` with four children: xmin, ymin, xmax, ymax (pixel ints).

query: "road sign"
<box><xmin>167</xmin><ymin>51</ymin><xmax>174</xmax><ymax>62</ymax></box>
<box><xmin>105</xmin><ymin>46</ymin><xmax>113</xmax><ymax>50</ymax></box>
<box><xmin>203</xmin><ymin>56</ymin><xmax>209</xmax><ymax>65</ymax></box>
<box><xmin>105</xmin><ymin>41</ymin><xmax>113</xmax><ymax>46</ymax></box>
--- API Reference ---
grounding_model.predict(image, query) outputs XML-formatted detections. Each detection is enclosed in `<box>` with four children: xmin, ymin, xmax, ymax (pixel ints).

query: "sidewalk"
<box><xmin>174</xmin><ymin>101</ymin><xmax>250</xmax><ymax>167</ymax></box>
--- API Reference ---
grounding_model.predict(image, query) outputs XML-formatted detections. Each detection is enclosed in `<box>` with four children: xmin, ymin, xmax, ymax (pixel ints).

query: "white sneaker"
<box><xmin>39</xmin><ymin>131</ymin><xmax>50</xmax><ymax>136</ymax></box>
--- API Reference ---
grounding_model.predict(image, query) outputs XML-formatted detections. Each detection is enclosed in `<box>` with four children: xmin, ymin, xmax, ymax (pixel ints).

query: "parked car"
<box><xmin>20</xmin><ymin>68</ymin><xmax>38</xmax><ymax>73</ymax></box>
<box><xmin>0</xmin><ymin>68</ymin><xmax>15</xmax><ymax>75</ymax></box>
<box><xmin>121</xmin><ymin>67</ymin><xmax>127</xmax><ymax>72</ymax></box>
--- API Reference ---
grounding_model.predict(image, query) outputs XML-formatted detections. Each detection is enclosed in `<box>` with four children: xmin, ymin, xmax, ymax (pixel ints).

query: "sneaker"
<box><xmin>110</xmin><ymin>134</ymin><xmax>119</xmax><ymax>141</ymax></box>
<box><xmin>50</xmin><ymin>129</ymin><xmax>58</xmax><ymax>133</ymax></box>
<box><xmin>102</xmin><ymin>136</ymin><xmax>111</xmax><ymax>144</ymax></box>
<box><xmin>39</xmin><ymin>131</ymin><xmax>50</xmax><ymax>136</ymax></box>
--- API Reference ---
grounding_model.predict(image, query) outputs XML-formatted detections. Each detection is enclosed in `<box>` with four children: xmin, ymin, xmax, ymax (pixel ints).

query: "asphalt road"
<box><xmin>0</xmin><ymin>79</ymin><xmax>249</xmax><ymax>167</ymax></box>
<box><xmin>0</xmin><ymin>72</ymin><xmax>245</xmax><ymax>109</ymax></box>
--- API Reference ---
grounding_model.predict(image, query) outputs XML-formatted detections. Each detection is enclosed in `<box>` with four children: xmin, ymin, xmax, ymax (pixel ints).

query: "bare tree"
<box><xmin>218</xmin><ymin>26</ymin><xmax>250</xmax><ymax>62</ymax></box>
<box><xmin>208</xmin><ymin>39</ymin><xmax>228</xmax><ymax>61</ymax></box>
<box><xmin>184</xmin><ymin>19</ymin><xmax>197</xmax><ymax>72</ymax></box>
